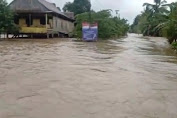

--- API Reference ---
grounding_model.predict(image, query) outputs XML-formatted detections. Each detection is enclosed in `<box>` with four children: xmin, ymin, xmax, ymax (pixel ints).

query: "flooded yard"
<box><xmin>0</xmin><ymin>34</ymin><xmax>177</xmax><ymax>118</ymax></box>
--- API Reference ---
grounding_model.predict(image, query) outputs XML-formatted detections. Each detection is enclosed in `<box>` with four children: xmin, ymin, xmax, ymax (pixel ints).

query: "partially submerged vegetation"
<box><xmin>172</xmin><ymin>42</ymin><xmax>177</xmax><ymax>50</ymax></box>
<box><xmin>0</xmin><ymin>0</ymin><xmax>19</xmax><ymax>37</ymax></box>
<box><xmin>63</xmin><ymin>0</ymin><xmax>129</xmax><ymax>39</ymax></box>
<box><xmin>0</xmin><ymin>0</ymin><xmax>129</xmax><ymax>39</ymax></box>
<box><xmin>130</xmin><ymin>0</ymin><xmax>177</xmax><ymax>49</ymax></box>
<box><xmin>74</xmin><ymin>10</ymin><xmax>129</xmax><ymax>39</ymax></box>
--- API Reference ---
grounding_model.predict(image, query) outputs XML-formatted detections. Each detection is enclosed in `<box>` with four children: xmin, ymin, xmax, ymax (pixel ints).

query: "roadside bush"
<box><xmin>74</xmin><ymin>10</ymin><xmax>129</xmax><ymax>39</ymax></box>
<box><xmin>172</xmin><ymin>42</ymin><xmax>177</xmax><ymax>50</ymax></box>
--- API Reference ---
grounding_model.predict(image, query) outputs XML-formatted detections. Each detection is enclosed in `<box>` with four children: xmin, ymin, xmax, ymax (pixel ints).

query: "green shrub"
<box><xmin>74</xmin><ymin>10</ymin><xmax>129</xmax><ymax>39</ymax></box>
<box><xmin>172</xmin><ymin>42</ymin><xmax>177</xmax><ymax>49</ymax></box>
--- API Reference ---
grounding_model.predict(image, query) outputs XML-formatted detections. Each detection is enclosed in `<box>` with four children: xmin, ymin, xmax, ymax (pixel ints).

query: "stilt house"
<box><xmin>9</xmin><ymin>0</ymin><xmax>75</xmax><ymax>38</ymax></box>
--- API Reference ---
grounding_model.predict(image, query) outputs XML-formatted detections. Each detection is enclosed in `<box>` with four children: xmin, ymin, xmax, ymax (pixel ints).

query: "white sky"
<box><xmin>7</xmin><ymin>0</ymin><xmax>176</xmax><ymax>23</ymax></box>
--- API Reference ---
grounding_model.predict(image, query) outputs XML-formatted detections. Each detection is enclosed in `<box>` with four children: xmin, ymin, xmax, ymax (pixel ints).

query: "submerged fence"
<box><xmin>0</xmin><ymin>33</ymin><xmax>28</xmax><ymax>39</ymax></box>
<box><xmin>0</xmin><ymin>34</ymin><xmax>7</xmax><ymax>39</ymax></box>
<box><xmin>0</xmin><ymin>34</ymin><xmax>13</xmax><ymax>39</ymax></box>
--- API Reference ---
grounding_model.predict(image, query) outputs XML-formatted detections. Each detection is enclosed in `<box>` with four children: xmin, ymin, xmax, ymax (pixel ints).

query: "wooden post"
<box><xmin>53</xmin><ymin>16</ymin><xmax>55</xmax><ymax>29</ymax></box>
<box><xmin>45</xmin><ymin>13</ymin><xmax>48</xmax><ymax>29</ymax></box>
<box><xmin>7</xmin><ymin>33</ymin><xmax>9</xmax><ymax>39</ymax></box>
<box><xmin>31</xmin><ymin>34</ymin><xmax>33</xmax><ymax>38</ymax></box>
<box><xmin>46</xmin><ymin>14</ymin><xmax>48</xmax><ymax>39</ymax></box>
<box><xmin>29</xmin><ymin>14</ymin><xmax>31</xmax><ymax>26</ymax></box>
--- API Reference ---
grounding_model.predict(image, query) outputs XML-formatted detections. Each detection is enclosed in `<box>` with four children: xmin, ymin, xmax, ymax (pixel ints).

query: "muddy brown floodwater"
<box><xmin>0</xmin><ymin>34</ymin><xmax>177</xmax><ymax>118</ymax></box>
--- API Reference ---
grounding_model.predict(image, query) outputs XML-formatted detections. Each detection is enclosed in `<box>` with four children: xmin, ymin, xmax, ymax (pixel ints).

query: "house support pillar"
<box><xmin>6</xmin><ymin>33</ymin><xmax>9</xmax><ymax>39</ymax></box>
<box><xmin>45</xmin><ymin>14</ymin><xmax>49</xmax><ymax>39</ymax></box>
<box><xmin>47</xmin><ymin>33</ymin><xmax>49</xmax><ymax>39</ymax></box>
<box><xmin>31</xmin><ymin>34</ymin><xmax>33</xmax><ymax>38</ymax></box>
<box><xmin>29</xmin><ymin>14</ymin><xmax>31</xmax><ymax>26</ymax></box>
<box><xmin>45</xmin><ymin>13</ymin><xmax>48</xmax><ymax>29</ymax></box>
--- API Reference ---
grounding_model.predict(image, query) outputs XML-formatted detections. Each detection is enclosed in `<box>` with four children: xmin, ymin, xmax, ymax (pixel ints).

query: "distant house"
<box><xmin>9</xmin><ymin>0</ymin><xmax>75</xmax><ymax>38</ymax></box>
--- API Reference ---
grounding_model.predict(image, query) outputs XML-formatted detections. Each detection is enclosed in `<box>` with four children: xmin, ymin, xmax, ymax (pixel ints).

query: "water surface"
<box><xmin>0</xmin><ymin>34</ymin><xmax>177</xmax><ymax>118</ymax></box>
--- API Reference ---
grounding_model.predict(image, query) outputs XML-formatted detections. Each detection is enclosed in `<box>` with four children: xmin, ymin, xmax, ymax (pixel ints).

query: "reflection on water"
<box><xmin>0</xmin><ymin>34</ymin><xmax>177</xmax><ymax>118</ymax></box>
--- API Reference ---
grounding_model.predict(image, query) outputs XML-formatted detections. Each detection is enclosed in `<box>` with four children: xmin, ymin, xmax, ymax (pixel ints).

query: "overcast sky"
<box><xmin>7</xmin><ymin>0</ymin><xmax>176</xmax><ymax>23</ymax></box>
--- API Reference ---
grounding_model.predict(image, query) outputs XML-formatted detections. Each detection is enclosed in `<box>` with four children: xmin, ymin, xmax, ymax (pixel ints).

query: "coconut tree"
<box><xmin>155</xmin><ymin>2</ymin><xmax>177</xmax><ymax>43</ymax></box>
<box><xmin>143</xmin><ymin>0</ymin><xmax>167</xmax><ymax>13</ymax></box>
<box><xmin>141</xmin><ymin>0</ymin><xmax>169</xmax><ymax>36</ymax></box>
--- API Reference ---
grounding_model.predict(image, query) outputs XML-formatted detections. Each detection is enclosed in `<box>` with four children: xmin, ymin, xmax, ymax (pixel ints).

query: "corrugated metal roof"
<box><xmin>9</xmin><ymin>0</ymin><xmax>74</xmax><ymax>21</ymax></box>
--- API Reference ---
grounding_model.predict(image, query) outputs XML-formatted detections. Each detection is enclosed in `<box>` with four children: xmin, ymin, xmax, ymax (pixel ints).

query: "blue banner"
<box><xmin>82</xmin><ymin>22</ymin><xmax>98</xmax><ymax>41</ymax></box>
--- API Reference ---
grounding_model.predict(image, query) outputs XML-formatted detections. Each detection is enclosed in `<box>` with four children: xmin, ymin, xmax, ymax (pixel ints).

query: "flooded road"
<box><xmin>0</xmin><ymin>34</ymin><xmax>177</xmax><ymax>118</ymax></box>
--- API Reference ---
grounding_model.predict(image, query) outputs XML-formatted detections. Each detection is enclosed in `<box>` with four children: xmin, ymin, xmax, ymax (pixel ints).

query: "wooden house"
<box><xmin>9</xmin><ymin>0</ymin><xmax>75</xmax><ymax>38</ymax></box>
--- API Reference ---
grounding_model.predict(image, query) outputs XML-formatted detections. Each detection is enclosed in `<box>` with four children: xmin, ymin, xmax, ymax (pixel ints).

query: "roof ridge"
<box><xmin>37</xmin><ymin>0</ymin><xmax>51</xmax><ymax>12</ymax></box>
<box><xmin>38</xmin><ymin>0</ymin><xmax>73</xmax><ymax>19</ymax></box>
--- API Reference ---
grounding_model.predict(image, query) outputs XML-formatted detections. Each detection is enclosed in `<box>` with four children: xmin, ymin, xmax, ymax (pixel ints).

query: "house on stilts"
<box><xmin>9</xmin><ymin>0</ymin><xmax>75</xmax><ymax>38</ymax></box>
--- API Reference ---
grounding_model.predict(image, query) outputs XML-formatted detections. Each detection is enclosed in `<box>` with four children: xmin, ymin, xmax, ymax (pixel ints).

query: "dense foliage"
<box><xmin>172</xmin><ymin>42</ymin><xmax>177</xmax><ymax>50</ymax></box>
<box><xmin>0</xmin><ymin>0</ymin><xmax>18</xmax><ymax>34</ymax></box>
<box><xmin>63</xmin><ymin>0</ymin><xmax>91</xmax><ymax>16</ymax></box>
<box><xmin>130</xmin><ymin>0</ymin><xmax>177</xmax><ymax>45</ymax></box>
<box><xmin>74</xmin><ymin>10</ymin><xmax>129</xmax><ymax>39</ymax></box>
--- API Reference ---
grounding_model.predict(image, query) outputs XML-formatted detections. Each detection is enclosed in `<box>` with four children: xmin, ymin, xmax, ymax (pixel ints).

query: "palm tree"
<box><xmin>143</xmin><ymin>0</ymin><xmax>167</xmax><ymax>14</ymax></box>
<box><xmin>141</xmin><ymin>0</ymin><xmax>169</xmax><ymax>36</ymax></box>
<box><xmin>155</xmin><ymin>2</ymin><xmax>177</xmax><ymax>43</ymax></box>
<box><xmin>162</xmin><ymin>2</ymin><xmax>176</xmax><ymax>13</ymax></box>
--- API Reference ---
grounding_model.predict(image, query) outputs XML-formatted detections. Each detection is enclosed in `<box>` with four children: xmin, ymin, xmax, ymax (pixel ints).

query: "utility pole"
<box><xmin>115</xmin><ymin>10</ymin><xmax>120</xmax><ymax>18</ymax></box>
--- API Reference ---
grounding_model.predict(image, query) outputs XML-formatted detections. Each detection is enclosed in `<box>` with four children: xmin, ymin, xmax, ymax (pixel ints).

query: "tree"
<box><xmin>158</xmin><ymin>2</ymin><xmax>177</xmax><ymax>44</ymax></box>
<box><xmin>132</xmin><ymin>1</ymin><xmax>177</xmax><ymax>46</ymax></box>
<box><xmin>130</xmin><ymin>15</ymin><xmax>141</xmax><ymax>33</ymax></box>
<box><xmin>143</xmin><ymin>0</ymin><xmax>167</xmax><ymax>14</ymax></box>
<box><xmin>63</xmin><ymin>0</ymin><xmax>91</xmax><ymax>16</ymax></box>
<box><xmin>74</xmin><ymin>10</ymin><xmax>129</xmax><ymax>39</ymax></box>
<box><xmin>63</xmin><ymin>2</ymin><xmax>73</xmax><ymax>12</ymax></box>
<box><xmin>0</xmin><ymin>0</ymin><xmax>18</xmax><ymax>35</ymax></box>
<box><xmin>131</xmin><ymin>0</ymin><xmax>169</xmax><ymax>36</ymax></box>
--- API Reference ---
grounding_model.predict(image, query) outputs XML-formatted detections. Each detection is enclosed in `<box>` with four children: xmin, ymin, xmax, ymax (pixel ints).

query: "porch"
<box><xmin>14</xmin><ymin>13</ymin><xmax>54</xmax><ymax>38</ymax></box>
